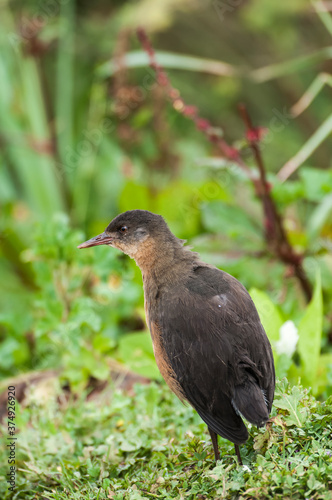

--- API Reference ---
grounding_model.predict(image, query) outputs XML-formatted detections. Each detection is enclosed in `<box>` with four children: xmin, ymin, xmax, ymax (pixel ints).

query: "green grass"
<box><xmin>1</xmin><ymin>379</ymin><xmax>331</xmax><ymax>499</ymax></box>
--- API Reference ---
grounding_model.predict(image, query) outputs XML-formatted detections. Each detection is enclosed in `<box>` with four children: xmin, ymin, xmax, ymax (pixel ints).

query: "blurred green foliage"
<box><xmin>0</xmin><ymin>0</ymin><xmax>332</xmax><ymax>397</ymax></box>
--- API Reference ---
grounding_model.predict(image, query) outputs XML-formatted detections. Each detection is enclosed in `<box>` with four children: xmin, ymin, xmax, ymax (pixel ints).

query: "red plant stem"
<box><xmin>238</xmin><ymin>104</ymin><xmax>312</xmax><ymax>302</ymax></box>
<box><xmin>136</xmin><ymin>28</ymin><xmax>313</xmax><ymax>302</ymax></box>
<box><xmin>238</xmin><ymin>104</ymin><xmax>283</xmax><ymax>241</ymax></box>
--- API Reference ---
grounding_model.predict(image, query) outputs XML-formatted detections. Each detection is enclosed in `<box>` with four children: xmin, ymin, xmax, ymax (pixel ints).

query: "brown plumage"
<box><xmin>78</xmin><ymin>209</ymin><xmax>275</xmax><ymax>464</ymax></box>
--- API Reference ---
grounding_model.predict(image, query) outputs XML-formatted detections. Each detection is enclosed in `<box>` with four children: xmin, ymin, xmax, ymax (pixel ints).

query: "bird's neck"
<box><xmin>134</xmin><ymin>236</ymin><xmax>197</xmax><ymax>286</ymax></box>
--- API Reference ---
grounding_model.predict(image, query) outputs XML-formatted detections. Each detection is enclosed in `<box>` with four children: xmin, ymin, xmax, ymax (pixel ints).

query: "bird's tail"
<box><xmin>232</xmin><ymin>380</ymin><xmax>269</xmax><ymax>427</ymax></box>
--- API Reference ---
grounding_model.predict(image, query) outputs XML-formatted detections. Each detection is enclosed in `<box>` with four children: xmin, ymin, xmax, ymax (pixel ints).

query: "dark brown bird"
<box><xmin>78</xmin><ymin>210</ymin><xmax>275</xmax><ymax>464</ymax></box>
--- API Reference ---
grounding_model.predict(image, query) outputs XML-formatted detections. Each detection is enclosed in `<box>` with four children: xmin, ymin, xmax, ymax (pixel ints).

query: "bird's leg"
<box><xmin>234</xmin><ymin>444</ymin><xmax>243</xmax><ymax>466</ymax></box>
<box><xmin>208</xmin><ymin>427</ymin><xmax>220</xmax><ymax>461</ymax></box>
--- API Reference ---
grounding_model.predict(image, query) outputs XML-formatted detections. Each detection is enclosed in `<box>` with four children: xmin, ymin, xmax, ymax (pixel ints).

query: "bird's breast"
<box><xmin>143</xmin><ymin>277</ymin><xmax>186</xmax><ymax>400</ymax></box>
<box><xmin>148</xmin><ymin>321</ymin><xmax>186</xmax><ymax>402</ymax></box>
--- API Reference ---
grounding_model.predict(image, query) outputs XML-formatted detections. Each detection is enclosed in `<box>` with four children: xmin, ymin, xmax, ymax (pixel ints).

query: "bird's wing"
<box><xmin>154</xmin><ymin>264</ymin><xmax>275</xmax><ymax>443</ymax></box>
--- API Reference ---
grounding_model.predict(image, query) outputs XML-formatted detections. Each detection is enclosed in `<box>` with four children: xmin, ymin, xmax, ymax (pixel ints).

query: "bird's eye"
<box><xmin>119</xmin><ymin>226</ymin><xmax>128</xmax><ymax>233</ymax></box>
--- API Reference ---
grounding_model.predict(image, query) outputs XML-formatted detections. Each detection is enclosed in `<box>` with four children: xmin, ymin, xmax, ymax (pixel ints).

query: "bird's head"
<box><xmin>77</xmin><ymin>210</ymin><xmax>173</xmax><ymax>262</ymax></box>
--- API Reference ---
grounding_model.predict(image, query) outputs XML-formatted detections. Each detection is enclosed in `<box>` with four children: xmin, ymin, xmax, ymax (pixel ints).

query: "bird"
<box><xmin>78</xmin><ymin>209</ymin><xmax>275</xmax><ymax>464</ymax></box>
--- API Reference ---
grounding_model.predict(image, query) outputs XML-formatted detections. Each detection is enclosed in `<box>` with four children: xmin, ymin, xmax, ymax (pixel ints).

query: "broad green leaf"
<box><xmin>307</xmin><ymin>193</ymin><xmax>332</xmax><ymax>240</ymax></box>
<box><xmin>62</xmin><ymin>346</ymin><xmax>110</xmax><ymax>390</ymax></box>
<box><xmin>315</xmin><ymin>353</ymin><xmax>332</xmax><ymax>396</ymax></box>
<box><xmin>117</xmin><ymin>331</ymin><xmax>161</xmax><ymax>380</ymax></box>
<box><xmin>273</xmin><ymin>385</ymin><xmax>308</xmax><ymax>427</ymax></box>
<box><xmin>272</xmin><ymin>180</ymin><xmax>304</xmax><ymax>205</ymax></box>
<box><xmin>297</xmin><ymin>273</ymin><xmax>323</xmax><ymax>389</ymax></box>
<box><xmin>276</xmin><ymin>353</ymin><xmax>293</xmax><ymax>379</ymax></box>
<box><xmin>249</xmin><ymin>288</ymin><xmax>286</xmax><ymax>379</ymax></box>
<box><xmin>89</xmin><ymin>361</ymin><xmax>110</xmax><ymax>382</ymax></box>
<box><xmin>249</xmin><ymin>288</ymin><xmax>283</xmax><ymax>346</ymax></box>
<box><xmin>299</xmin><ymin>167</ymin><xmax>332</xmax><ymax>203</ymax></box>
<box><xmin>69</xmin><ymin>297</ymin><xmax>102</xmax><ymax>332</ymax></box>
<box><xmin>92</xmin><ymin>333</ymin><xmax>116</xmax><ymax>353</ymax></box>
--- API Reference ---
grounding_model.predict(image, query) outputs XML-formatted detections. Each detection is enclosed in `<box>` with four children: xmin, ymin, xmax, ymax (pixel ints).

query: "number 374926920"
<box><xmin>7</xmin><ymin>387</ymin><xmax>16</xmax><ymax>436</ymax></box>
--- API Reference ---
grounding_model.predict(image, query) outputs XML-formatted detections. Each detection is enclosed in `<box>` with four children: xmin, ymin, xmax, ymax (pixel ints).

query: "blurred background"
<box><xmin>1</xmin><ymin>0</ymin><xmax>332</xmax><ymax>398</ymax></box>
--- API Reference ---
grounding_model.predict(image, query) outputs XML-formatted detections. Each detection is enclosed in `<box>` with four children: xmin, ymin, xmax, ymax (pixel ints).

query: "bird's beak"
<box><xmin>77</xmin><ymin>232</ymin><xmax>114</xmax><ymax>249</ymax></box>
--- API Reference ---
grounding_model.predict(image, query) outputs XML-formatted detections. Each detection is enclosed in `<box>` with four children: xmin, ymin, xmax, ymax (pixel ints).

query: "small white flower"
<box><xmin>275</xmin><ymin>320</ymin><xmax>299</xmax><ymax>357</ymax></box>
<box><xmin>242</xmin><ymin>465</ymin><xmax>251</xmax><ymax>473</ymax></box>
